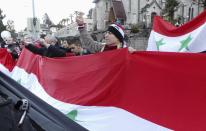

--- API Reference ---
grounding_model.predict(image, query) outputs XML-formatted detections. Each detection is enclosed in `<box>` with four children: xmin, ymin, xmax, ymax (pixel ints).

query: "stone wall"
<box><xmin>127</xmin><ymin>35</ymin><xmax>148</xmax><ymax>51</ymax></box>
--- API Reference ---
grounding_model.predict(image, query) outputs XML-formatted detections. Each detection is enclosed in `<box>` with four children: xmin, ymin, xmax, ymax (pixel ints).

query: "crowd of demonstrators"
<box><xmin>0</xmin><ymin>31</ymin><xmax>92</xmax><ymax>62</ymax></box>
<box><xmin>76</xmin><ymin>16</ymin><xmax>136</xmax><ymax>53</ymax></box>
<box><xmin>23</xmin><ymin>34</ymin><xmax>66</xmax><ymax>58</ymax></box>
<box><xmin>21</xmin><ymin>33</ymin><xmax>92</xmax><ymax>57</ymax></box>
<box><xmin>59</xmin><ymin>37</ymin><xmax>91</xmax><ymax>56</ymax></box>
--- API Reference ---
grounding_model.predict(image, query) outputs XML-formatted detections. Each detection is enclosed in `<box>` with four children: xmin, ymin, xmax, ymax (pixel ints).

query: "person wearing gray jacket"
<box><xmin>76</xmin><ymin>17</ymin><xmax>136</xmax><ymax>53</ymax></box>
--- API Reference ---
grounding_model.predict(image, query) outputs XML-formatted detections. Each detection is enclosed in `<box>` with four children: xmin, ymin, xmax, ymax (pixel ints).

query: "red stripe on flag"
<box><xmin>153</xmin><ymin>10</ymin><xmax>206</xmax><ymax>37</ymax></box>
<box><xmin>0</xmin><ymin>48</ymin><xmax>16</xmax><ymax>71</ymax></box>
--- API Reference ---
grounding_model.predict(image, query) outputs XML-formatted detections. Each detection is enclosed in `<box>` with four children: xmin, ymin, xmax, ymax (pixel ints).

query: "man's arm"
<box><xmin>25</xmin><ymin>44</ymin><xmax>45</xmax><ymax>56</ymax></box>
<box><xmin>79</xmin><ymin>28</ymin><xmax>103</xmax><ymax>53</ymax></box>
<box><xmin>76</xmin><ymin>17</ymin><xmax>103</xmax><ymax>53</ymax></box>
<box><xmin>46</xmin><ymin>45</ymin><xmax>66</xmax><ymax>57</ymax></box>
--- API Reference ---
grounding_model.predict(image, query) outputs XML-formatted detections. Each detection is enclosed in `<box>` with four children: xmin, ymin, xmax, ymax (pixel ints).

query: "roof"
<box><xmin>141</xmin><ymin>0</ymin><xmax>162</xmax><ymax>13</ymax></box>
<box><xmin>112</xmin><ymin>0</ymin><xmax>127</xmax><ymax>20</ymax></box>
<box><xmin>93</xmin><ymin>0</ymin><xmax>100</xmax><ymax>3</ymax></box>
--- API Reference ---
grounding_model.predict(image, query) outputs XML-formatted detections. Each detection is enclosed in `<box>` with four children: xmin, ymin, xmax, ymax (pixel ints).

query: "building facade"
<box><xmin>174</xmin><ymin>0</ymin><xmax>204</xmax><ymax>24</ymax></box>
<box><xmin>92</xmin><ymin>0</ymin><xmax>205</xmax><ymax>30</ymax></box>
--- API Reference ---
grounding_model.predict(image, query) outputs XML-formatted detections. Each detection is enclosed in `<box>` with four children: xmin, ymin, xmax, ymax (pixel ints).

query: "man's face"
<box><xmin>19</xmin><ymin>41</ymin><xmax>25</xmax><ymax>49</ymax></box>
<box><xmin>45</xmin><ymin>38</ymin><xmax>51</xmax><ymax>45</ymax></box>
<box><xmin>70</xmin><ymin>44</ymin><xmax>81</xmax><ymax>54</ymax></box>
<box><xmin>5</xmin><ymin>37</ymin><xmax>14</xmax><ymax>45</ymax></box>
<box><xmin>62</xmin><ymin>41</ymin><xmax>69</xmax><ymax>48</ymax></box>
<box><xmin>24</xmin><ymin>36</ymin><xmax>33</xmax><ymax>44</ymax></box>
<box><xmin>104</xmin><ymin>31</ymin><xmax>119</xmax><ymax>45</ymax></box>
<box><xmin>45</xmin><ymin>38</ymin><xmax>56</xmax><ymax>46</ymax></box>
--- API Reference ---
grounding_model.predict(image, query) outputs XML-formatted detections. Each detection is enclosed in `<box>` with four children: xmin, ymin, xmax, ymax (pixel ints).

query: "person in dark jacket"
<box><xmin>24</xmin><ymin>35</ymin><xmax>66</xmax><ymax>58</ymax></box>
<box><xmin>4</xmin><ymin>37</ymin><xmax>20</xmax><ymax>60</ymax></box>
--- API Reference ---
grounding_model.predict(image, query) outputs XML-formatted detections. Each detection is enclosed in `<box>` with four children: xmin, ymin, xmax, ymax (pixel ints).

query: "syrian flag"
<box><xmin>11</xmin><ymin>48</ymin><xmax>206</xmax><ymax>131</ymax></box>
<box><xmin>147</xmin><ymin>10</ymin><xmax>206</xmax><ymax>52</ymax></box>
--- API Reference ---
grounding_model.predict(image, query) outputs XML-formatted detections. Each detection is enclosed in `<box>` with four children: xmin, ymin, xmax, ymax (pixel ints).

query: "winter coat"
<box><xmin>25</xmin><ymin>44</ymin><xmax>66</xmax><ymax>58</ymax></box>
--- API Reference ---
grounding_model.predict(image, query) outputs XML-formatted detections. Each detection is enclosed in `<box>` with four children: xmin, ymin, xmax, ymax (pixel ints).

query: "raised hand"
<box><xmin>76</xmin><ymin>16</ymin><xmax>84</xmax><ymax>26</ymax></box>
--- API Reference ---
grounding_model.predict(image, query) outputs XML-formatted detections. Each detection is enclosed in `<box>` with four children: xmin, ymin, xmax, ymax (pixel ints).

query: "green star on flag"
<box><xmin>156</xmin><ymin>38</ymin><xmax>166</xmax><ymax>51</ymax></box>
<box><xmin>17</xmin><ymin>79</ymin><xmax>21</xmax><ymax>84</ymax></box>
<box><xmin>67</xmin><ymin>110</ymin><xmax>78</xmax><ymax>121</ymax></box>
<box><xmin>178</xmin><ymin>35</ymin><xmax>192</xmax><ymax>51</ymax></box>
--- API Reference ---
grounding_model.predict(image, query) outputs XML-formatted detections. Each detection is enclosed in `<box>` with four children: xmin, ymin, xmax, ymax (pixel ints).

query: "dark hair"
<box><xmin>40</xmin><ymin>34</ymin><xmax>46</xmax><ymax>39</ymax></box>
<box><xmin>68</xmin><ymin>37</ymin><xmax>81</xmax><ymax>46</ymax></box>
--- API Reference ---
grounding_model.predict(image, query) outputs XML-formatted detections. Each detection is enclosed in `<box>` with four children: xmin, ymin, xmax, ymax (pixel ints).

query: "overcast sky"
<box><xmin>0</xmin><ymin>0</ymin><xmax>95</xmax><ymax>31</ymax></box>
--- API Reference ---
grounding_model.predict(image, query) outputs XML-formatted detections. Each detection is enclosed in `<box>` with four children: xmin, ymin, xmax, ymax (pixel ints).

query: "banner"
<box><xmin>11</xmin><ymin>48</ymin><xmax>206</xmax><ymax>131</ymax></box>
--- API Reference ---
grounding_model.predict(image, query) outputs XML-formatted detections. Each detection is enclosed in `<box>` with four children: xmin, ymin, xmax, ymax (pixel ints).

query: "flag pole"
<box><xmin>32</xmin><ymin>0</ymin><xmax>37</xmax><ymax>40</ymax></box>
